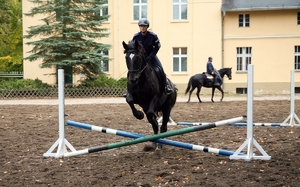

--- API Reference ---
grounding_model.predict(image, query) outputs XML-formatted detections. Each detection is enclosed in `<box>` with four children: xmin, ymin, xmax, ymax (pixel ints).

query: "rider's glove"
<box><xmin>146</xmin><ymin>56</ymin><xmax>152</xmax><ymax>63</ymax></box>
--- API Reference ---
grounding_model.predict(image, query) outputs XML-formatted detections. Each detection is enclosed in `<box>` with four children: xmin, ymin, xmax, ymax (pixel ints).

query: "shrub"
<box><xmin>0</xmin><ymin>78</ymin><xmax>51</xmax><ymax>89</ymax></box>
<box><xmin>0</xmin><ymin>75</ymin><xmax>127</xmax><ymax>89</ymax></box>
<box><xmin>78</xmin><ymin>74</ymin><xmax>127</xmax><ymax>88</ymax></box>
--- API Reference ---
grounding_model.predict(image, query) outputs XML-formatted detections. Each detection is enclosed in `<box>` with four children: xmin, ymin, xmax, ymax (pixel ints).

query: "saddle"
<box><xmin>152</xmin><ymin>65</ymin><xmax>173</xmax><ymax>89</ymax></box>
<box><xmin>202</xmin><ymin>72</ymin><xmax>214</xmax><ymax>80</ymax></box>
<box><xmin>202</xmin><ymin>72</ymin><xmax>223</xmax><ymax>86</ymax></box>
<box><xmin>151</xmin><ymin>65</ymin><xmax>173</xmax><ymax>105</ymax></box>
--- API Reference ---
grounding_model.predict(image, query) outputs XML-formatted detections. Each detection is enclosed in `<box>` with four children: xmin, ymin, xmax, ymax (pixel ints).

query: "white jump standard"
<box><xmin>282</xmin><ymin>70</ymin><xmax>300</xmax><ymax>127</ymax></box>
<box><xmin>43</xmin><ymin>69</ymin><xmax>76</xmax><ymax>158</ymax></box>
<box><xmin>230</xmin><ymin>64</ymin><xmax>271</xmax><ymax>161</ymax></box>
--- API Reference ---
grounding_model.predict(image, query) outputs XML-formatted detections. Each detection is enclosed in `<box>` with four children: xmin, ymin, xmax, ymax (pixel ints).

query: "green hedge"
<box><xmin>0</xmin><ymin>75</ymin><xmax>127</xmax><ymax>89</ymax></box>
<box><xmin>0</xmin><ymin>78</ymin><xmax>51</xmax><ymax>89</ymax></box>
<box><xmin>78</xmin><ymin>75</ymin><xmax>127</xmax><ymax>88</ymax></box>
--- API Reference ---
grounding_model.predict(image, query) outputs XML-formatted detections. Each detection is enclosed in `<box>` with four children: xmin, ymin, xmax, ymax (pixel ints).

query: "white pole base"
<box><xmin>230</xmin><ymin>138</ymin><xmax>271</xmax><ymax>161</ymax></box>
<box><xmin>282</xmin><ymin>113</ymin><xmax>300</xmax><ymax>127</ymax></box>
<box><xmin>43</xmin><ymin>138</ymin><xmax>77</xmax><ymax>158</ymax></box>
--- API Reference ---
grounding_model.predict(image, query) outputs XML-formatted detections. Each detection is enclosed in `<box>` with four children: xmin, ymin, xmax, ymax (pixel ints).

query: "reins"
<box><xmin>126</xmin><ymin>50</ymin><xmax>150</xmax><ymax>80</ymax></box>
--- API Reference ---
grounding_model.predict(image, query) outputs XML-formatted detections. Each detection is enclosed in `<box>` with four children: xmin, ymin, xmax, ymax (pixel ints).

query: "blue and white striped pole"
<box><xmin>229</xmin><ymin>123</ymin><xmax>289</xmax><ymax>127</ymax></box>
<box><xmin>65</xmin><ymin>116</ymin><xmax>244</xmax><ymax>157</ymax></box>
<box><xmin>178</xmin><ymin>122</ymin><xmax>289</xmax><ymax>127</ymax></box>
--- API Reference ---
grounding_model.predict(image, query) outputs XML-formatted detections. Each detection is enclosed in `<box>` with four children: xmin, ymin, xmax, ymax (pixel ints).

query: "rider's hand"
<box><xmin>146</xmin><ymin>56</ymin><xmax>152</xmax><ymax>62</ymax></box>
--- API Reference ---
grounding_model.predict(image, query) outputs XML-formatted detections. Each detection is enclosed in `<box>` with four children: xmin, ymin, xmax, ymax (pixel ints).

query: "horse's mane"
<box><xmin>123</xmin><ymin>40</ymin><xmax>145</xmax><ymax>55</ymax></box>
<box><xmin>218</xmin><ymin>67</ymin><xmax>231</xmax><ymax>71</ymax></box>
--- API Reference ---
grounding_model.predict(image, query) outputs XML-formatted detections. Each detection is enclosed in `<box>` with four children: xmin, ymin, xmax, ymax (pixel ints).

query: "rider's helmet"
<box><xmin>138</xmin><ymin>18</ymin><xmax>150</xmax><ymax>27</ymax></box>
<box><xmin>208</xmin><ymin>56</ymin><xmax>212</xmax><ymax>59</ymax></box>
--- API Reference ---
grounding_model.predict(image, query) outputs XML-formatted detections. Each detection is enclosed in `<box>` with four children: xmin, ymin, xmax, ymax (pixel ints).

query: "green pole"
<box><xmin>64</xmin><ymin>116</ymin><xmax>243</xmax><ymax>157</ymax></box>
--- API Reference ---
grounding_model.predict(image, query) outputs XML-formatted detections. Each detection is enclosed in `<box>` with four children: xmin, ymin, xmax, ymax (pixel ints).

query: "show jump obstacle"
<box><xmin>44</xmin><ymin>67</ymin><xmax>270</xmax><ymax>161</ymax></box>
<box><xmin>65</xmin><ymin>117</ymin><xmax>244</xmax><ymax>157</ymax></box>
<box><xmin>43</xmin><ymin>69</ymin><xmax>244</xmax><ymax>158</ymax></box>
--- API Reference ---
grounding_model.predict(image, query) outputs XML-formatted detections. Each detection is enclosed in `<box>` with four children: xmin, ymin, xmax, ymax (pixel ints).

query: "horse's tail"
<box><xmin>185</xmin><ymin>76</ymin><xmax>193</xmax><ymax>95</ymax></box>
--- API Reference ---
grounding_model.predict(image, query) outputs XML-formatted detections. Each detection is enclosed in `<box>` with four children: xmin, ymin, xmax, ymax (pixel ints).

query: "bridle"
<box><xmin>126</xmin><ymin>50</ymin><xmax>148</xmax><ymax>79</ymax></box>
<box><xmin>224</xmin><ymin>68</ymin><xmax>232</xmax><ymax>79</ymax></box>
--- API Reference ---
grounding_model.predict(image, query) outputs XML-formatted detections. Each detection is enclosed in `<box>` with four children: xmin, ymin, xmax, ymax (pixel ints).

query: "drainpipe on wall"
<box><xmin>222</xmin><ymin>11</ymin><xmax>226</xmax><ymax>89</ymax></box>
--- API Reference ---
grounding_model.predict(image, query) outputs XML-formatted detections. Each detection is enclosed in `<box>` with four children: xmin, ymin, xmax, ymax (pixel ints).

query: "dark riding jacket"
<box><xmin>206</xmin><ymin>61</ymin><xmax>215</xmax><ymax>75</ymax></box>
<box><xmin>133</xmin><ymin>31</ymin><xmax>160</xmax><ymax>59</ymax></box>
<box><xmin>132</xmin><ymin>31</ymin><xmax>162</xmax><ymax>68</ymax></box>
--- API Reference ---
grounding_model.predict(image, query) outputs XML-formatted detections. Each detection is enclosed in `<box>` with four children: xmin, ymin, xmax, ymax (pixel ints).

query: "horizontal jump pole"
<box><xmin>178</xmin><ymin>122</ymin><xmax>289</xmax><ymax>127</ymax></box>
<box><xmin>64</xmin><ymin>116</ymin><xmax>244</xmax><ymax>157</ymax></box>
<box><xmin>229</xmin><ymin>123</ymin><xmax>289</xmax><ymax>127</ymax></box>
<box><xmin>66</xmin><ymin>120</ymin><xmax>244</xmax><ymax>157</ymax></box>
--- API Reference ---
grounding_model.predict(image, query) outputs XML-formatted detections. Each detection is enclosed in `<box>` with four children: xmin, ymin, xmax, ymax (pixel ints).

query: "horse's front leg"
<box><xmin>211</xmin><ymin>87</ymin><xmax>216</xmax><ymax>102</ymax></box>
<box><xmin>126</xmin><ymin>93</ymin><xmax>144</xmax><ymax>120</ymax></box>
<box><xmin>196</xmin><ymin>87</ymin><xmax>202</xmax><ymax>103</ymax></box>
<box><xmin>216</xmin><ymin>87</ymin><xmax>224</xmax><ymax>102</ymax></box>
<box><xmin>156</xmin><ymin>107</ymin><xmax>173</xmax><ymax>150</ymax></box>
<box><xmin>145</xmin><ymin>98</ymin><xmax>160</xmax><ymax>149</ymax></box>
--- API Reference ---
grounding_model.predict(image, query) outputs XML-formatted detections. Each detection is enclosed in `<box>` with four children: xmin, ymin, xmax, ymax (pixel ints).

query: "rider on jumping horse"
<box><xmin>123</xmin><ymin>18</ymin><xmax>173</xmax><ymax>97</ymax></box>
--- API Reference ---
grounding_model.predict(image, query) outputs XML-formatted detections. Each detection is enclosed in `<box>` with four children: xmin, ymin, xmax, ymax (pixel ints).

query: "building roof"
<box><xmin>221</xmin><ymin>0</ymin><xmax>300</xmax><ymax>12</ymax></box>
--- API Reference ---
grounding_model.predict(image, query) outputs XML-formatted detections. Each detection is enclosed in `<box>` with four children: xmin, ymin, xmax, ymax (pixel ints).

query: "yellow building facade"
<box><xmin>22</xmin><ymin>0</ymin><xmax>300</xmax><ymax>95</ymax></box>
<box><xmin>223</xmin><ymin>8</ymin><xmax>300</xmax><ymax>94</ymax></box>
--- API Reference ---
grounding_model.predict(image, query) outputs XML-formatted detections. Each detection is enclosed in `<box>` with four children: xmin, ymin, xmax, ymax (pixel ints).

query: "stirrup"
<box><xmin>165</xmin><ymin>87</ymin><xmax>173</xmax><ymax>95</ymax></box>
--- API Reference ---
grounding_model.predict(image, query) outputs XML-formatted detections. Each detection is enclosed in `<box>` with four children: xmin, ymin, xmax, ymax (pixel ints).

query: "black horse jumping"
<box><xmin>122</xmin><ymin>40</ymin><xmax>177</xmax><ymax>149</ymax></box>
<box><xmin>185</xmin><ymin>68</ymin><xmax>232</xmax><ymax>103</ymax></box>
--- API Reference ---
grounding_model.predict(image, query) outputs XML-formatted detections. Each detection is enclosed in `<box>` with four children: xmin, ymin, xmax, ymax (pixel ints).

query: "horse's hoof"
<box><xmin>135</xmin><ymin>111</ymin><xmax>144</xmax><ymax>120</ymax></box>
<box><xmin>157</xmin><ymin>144</ymin><xmax>163</xmax><ymax>150</ymax></box>
<box><xmin>143</xmin><ymin>144</ymin><xmax>155</xmax><ymax>152</ymax></box>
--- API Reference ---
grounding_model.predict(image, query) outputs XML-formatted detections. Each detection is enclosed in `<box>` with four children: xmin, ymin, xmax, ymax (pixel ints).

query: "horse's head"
<box><xmin>219</xmin><ymin>67</ymin><xmax>232</xmax><ymax>80</ymax></box>
<box><xmin>224</xmin><ymin>68</ymin><xmax>232</xmax><ymax>80</ymax></box>
<box><xmin>122</xmin><ymin>40</ymin><xmax>147</xmax><ymax>84</ymax></box>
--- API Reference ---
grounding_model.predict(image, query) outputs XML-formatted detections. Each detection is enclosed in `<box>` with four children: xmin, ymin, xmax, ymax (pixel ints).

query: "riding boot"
<box><xmin>213</xmin><ymin>77</ymin><xmax>220</xmax><ymax>86</ymax></box>
<box><xmin>162</xmin><ymin>74</ymin><xmax>173</xmax><ymax>94</ymax></box>
<box><xmin>165</xmin><ymin>84</ymin><xmax>173</xmax><ymax>94</ymax></box>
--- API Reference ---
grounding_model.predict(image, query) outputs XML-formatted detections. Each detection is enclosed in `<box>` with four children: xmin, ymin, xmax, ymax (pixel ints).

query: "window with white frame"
<box><xmin>295</xmin><ymin>46</ymin><xmax>300</xmax><ymax>70</ymax></box>
<box><xmin>95</xmin><ymin>0</ymin><xmax>108</xmax><ymax>20</ymax></box>
<box><xmin>236</xmin><ymin>47</ymin><xmax>251</xmax><ymax>71</ymax></box>
<box><xmin>238</xmin><ymin>14</ymin><xmax>250</xmax><ymax>27</ymax></box>
<box><xmin>173</xmin><ymin>0</ymin><xmax>187</xmax><ymax>20</ymax></box>
<box><xmin>133</xmin><ymin>0</ymin><xmax>147</xmax><ymax>21</ymax></box>
<box><xmin>298</xmin><ymin>12</ymin><xmax>300</xmax><ymax>25</ymax></box>
<box><xmin>100</xmin><ymin>51</ymin><xmax>109</xmax><ymax>72</ymax></box>
<box><xmin>173</xmin><ymin>48</ymin><xmax>187</xmax><ymax>72</ymax></box>
<box><xmin>99</xmin><ymin>0</ymin><xmax>108</xmax><ymax>17</ymax></box>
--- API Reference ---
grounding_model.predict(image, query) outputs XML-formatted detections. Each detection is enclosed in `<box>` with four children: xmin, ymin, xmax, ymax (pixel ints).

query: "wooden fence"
<box><xmin>0</xmin><ymin>72</ymin><xmax>23</xmax><ymax>78</ymax></box>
